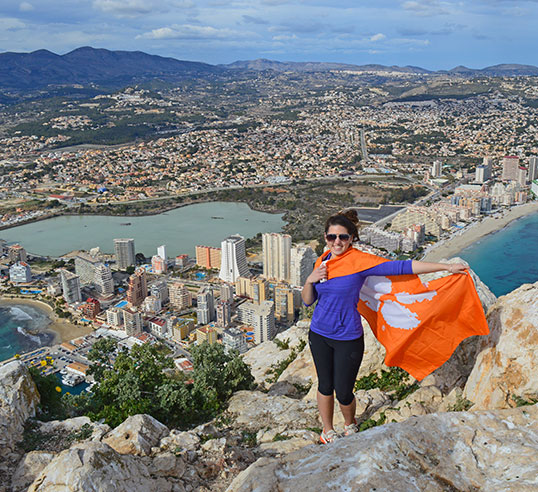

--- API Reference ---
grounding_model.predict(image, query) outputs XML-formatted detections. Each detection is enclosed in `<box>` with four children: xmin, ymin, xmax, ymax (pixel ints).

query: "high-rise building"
<box><xmin>9</xmin><ymin>261</ymin><xmax>32</xmax><ymax>284</ymax></box>
<box><xmin>222</xmin><ymin>328</ymin><xmax>248</xmax><ymax>354</ymax></box>
<box><xmin>75</xmin><ymin>252</ymin><xmax>101</xmax><ymax>287</ymax></box>
<box><xmin>290</xmin><ymin>246</ymin><xmax>317</xmax><ymax>287</ymax></box>
<box><xmin>114</xmin><ymin>239</ymin><xmax>135</xmax><ymax>270</ymax></box>
<box><xmin>251</xmin><ymin>277</ymin><xmax>269</xmax><ymax>303</ymax></box>
<box><xmin>529</xmin><ymin>156</ymin><xmax>538</xmax><ymax>182</ymax></box>
<box><xmin>483</xmin><ymin>156</ymin><xmax>493</xmax><ymax>178</ymax></box>
<box><xmin>150</xmin><ymin>280</ymin><xmax>169</xmax><ymax>304</ymax></box>
<box><xmin>216</xmin><ymin>300</ymin><xmax>232</xmax><ymax>327</ymax></box>
<box><xmin>127</xmin><ymin>268</ymin><xmax>147</xmax><ymax>307</ymax></box>
<box><xmin>517</xmin><ymin>166</ymin><xmax>528</xmax><ymax>186</ymax></box>
<box><xmin>502</xmin><ymin>156</ymin><xmax>520</xmax><ymax>181</ymax></box>
<box><xmin>151</xmin><ymin>255</ymin><xmax>167</xmax><ymax>274</ymax></box>
<box><xmin>196</xmin><ymin>285</ymin><xmax>215</xmax><ymax>325</ymax></box>
<box><xmin>94</xmin><ymin>263</ymin><xmax>114</xmax><ymax>297</ymax></box>
<box><xmin>142</xmin><ymin>295</ymin><xmax>162</xmax><ymax>313</ymax></box>
<box><xmin>8</xmin><ymin>244</ymin><xmax>27</xmax><ymax>264</ymax></box>
<box><xmin>60</xmin><ymin>269</ymin><xmax>81</xmax><ymax>304</ymax></box>
<box><xmin>219</xmin><ymin>235</ymin><xmax>250</xmax><ymax>283</ymax></box>
<box><xmin>106</xmin><ymin>307</ymin><xmax>124</xmax><ymax>328</ymax></box>
<box><xmin>157</xmin><ymin>245</ymin><xmax>167</xmax><ymax>261</ymax></box>
<box><xmin>195</xmin><ymin>245</ymin><xmax>222</xmax><ymax>269</ymax></box>
<box><xmin>262</xmin><ymin>233</ymin><xmax>292</xmax><ymax>282</ymax></box>
<box><xmin>237</xmin><ymin>300</ymin><xmax>275</xmax><ymax>343</ymax></box>
<box><xmin>220</xmin><ymin>283</ymin><xmax>234</xmax><ymax>303</ymax></box>
<box><xmin>235</xmin><ymin>276</ymin><xmax>252</xmax><ymax>298</ymax></box>
<box><xmin>274</xmin><ymin>283</ymin><xmax>295</xmax><ymax>323</ymax></box>
<box><xmin>169</xmin><ymin>282</ymin><xmax>192</xmax><ymax>310</ymax></box>
<box><xmin>123</xmin><ymin>308</ymin><xmax>143</xmax><ymax>336</ymax></box>
<box><xmin>431</xmin><ymin>160</ymin><xmax>443</xmax><ymax>178</ymax></box>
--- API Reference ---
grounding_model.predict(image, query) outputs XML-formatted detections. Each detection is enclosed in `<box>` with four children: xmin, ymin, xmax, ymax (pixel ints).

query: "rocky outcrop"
<box><xmin>227</xmin><ymin>404</ymin><xmax>538</xmax><ymax>492</ymax></box>
<box><xmin>37</xmin><ymin>416</ymin><xmax>110</xmax><ymax>442</ymax></box>
<box><xmin>242</xmin><ymin>322</ymin><xmax>309</xmax><ymax>384</ymax></box>
<box><xmin>464</xmin><ymin>281</ymin><xmax>538</xmax><ymax>409</ymax></box>
<box><xmin>227</xmin><ymin>390</ymin><xmax>320</xmax><ymax>432</ymax></box>
<box><xmin>0</xmin><ymin>361</ymin><xmax>40</xmax><ymax>453</ymax></box>
<box><xmin>103</xmin><ymin>414</ymin><xmax>170</xmax><ymax>456</ymax></box>
<box><xmin>11</xmin><ymin>451</ymin><xmax>56</xmax><ymax>492</ymax></box>
<box><xmin>28</xmin><ymin>442</ymin><xmax>180</xmax><ymax>492</ymax></box>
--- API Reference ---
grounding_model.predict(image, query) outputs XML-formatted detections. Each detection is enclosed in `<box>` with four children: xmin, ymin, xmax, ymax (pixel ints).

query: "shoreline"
<box><xmin>0</xmin><ymin>297</ymin><xmax>94</xmax><ymax>344</ymax></box>
<box><xmin>423</xmin><ymin>201</ymin><xmax>538</xmax><ymax>262</ymax></box>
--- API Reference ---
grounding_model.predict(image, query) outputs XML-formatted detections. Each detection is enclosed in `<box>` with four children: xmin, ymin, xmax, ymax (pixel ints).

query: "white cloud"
<box><xmin>19</xmin><ymin>2</ymin><xmax>33</xmax><ymax>11</ymax></box>
<box><xmin>272</xmin><ymin>34</ymin><xmax>298</xmax><ymax>41</ymax></box>
<box><xmin>0</xmin><ymin>17</ymin><xmax>26</xmax><ymax>30</ymax></box>
<box><xmin>370</xmin><ymin>33</ymin><xmax>386</xmax><ymax>41</ymax></box>
<box><xmin>138</xmin><ymin>24</ymin><xmax>251</xmax><ymax>40</ymax></box>
<box><xmin>93</xmin><ymin>0</ymin><xmax>194</xmax><ymax>17</ymax></box>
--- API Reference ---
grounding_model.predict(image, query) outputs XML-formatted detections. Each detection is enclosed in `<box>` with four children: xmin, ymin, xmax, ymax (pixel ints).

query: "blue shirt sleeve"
<box><xmin>361</xmin><ymin>259</ymin><xmax>413</xmax><ymax>277</ymax></box>
<box><xmin>303</xmin><ymin>286</ymin><xmax>318</xmax><ymax>307</ymax></box>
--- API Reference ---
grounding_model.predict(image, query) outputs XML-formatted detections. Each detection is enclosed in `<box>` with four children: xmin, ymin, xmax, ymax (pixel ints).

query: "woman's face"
<box><xmin>325</xmin><ymin>224</ymin><xmax>353</xmax><ymax>257</ymax></box>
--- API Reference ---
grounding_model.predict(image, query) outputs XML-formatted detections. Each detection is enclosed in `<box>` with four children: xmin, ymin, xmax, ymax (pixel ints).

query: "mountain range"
<box><xmin>1</xmin><ymin>47</ymin><xmax>538</xmax><ymax>90</ymax></box>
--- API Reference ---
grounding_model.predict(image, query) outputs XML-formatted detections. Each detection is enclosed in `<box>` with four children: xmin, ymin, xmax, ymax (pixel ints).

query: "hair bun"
<box><xmin>338</xmin><ymin>208</ymin><xmax>359</xmax><ymax>227</ymax></box>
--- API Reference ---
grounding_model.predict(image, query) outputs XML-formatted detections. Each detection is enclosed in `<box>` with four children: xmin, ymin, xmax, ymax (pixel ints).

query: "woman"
<box><xmin>301</xmin><ymin>210</ymin><xmax>467</xmax><ymax>444</ymax></box>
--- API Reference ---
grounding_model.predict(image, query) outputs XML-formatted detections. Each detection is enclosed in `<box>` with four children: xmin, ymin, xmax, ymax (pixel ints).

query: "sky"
<box><xmin>0</xmin><ymin>0</ymin><xmax>537</xmax><ymax>70</ymax></box>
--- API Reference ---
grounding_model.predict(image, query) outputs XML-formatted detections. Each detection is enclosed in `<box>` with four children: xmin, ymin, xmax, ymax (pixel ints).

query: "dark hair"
<box><xmin>325</xmin><ymin>209</ymin><xmax>360</xmax><ymax>242</ymax></box>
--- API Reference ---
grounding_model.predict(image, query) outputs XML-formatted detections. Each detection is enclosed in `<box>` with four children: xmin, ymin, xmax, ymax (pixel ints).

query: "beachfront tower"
<box><xmin>219</xmin><ymin>235</ymin><xmax>250</xmax><ymax>283</ymax></box>
<box><xmin>114</xmin><ymin>238</ymin><xmax>136</xmax><ymax>270</ymax></box>
<box><xmin>60</xmin><ymin>269</ymin><xmax>81</xmax><ymax>304</ymax></box>
<box><xmin>196</xmin><ymin>285</ymin><xmax>215</xmax><ymax>325</ymax></box>
<box><xmin>262</xmin><ymin>233</ymin><xmax>291</xmax><ymax>282</ymax></box>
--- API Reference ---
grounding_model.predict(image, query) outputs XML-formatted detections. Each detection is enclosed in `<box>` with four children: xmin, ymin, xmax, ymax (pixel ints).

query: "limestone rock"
<box><xmin>227</xmin><ymin>391</ymin><xmax>320</xmax><ymax>431</ymax></box>
<box><xmin>38</xmin><ymin>416</ymin><xmax>110</xmax><ymax>442</ymax></box>
<box><xmin>28</xmin><ymin>442</ymin><xmax>171</xmax><ymax>492</ymax></box>
<box><xmin>103</xmin><ymin>414</ymin><xmax>170</xmax><ymax>456</ymax></box>
<box><xmin>11</xmin><ymin>451</ymin><xmax>56</xmax><ymax>492</ymax></box>
<box><xmin>258</xmin><ymin>437</ymin><xmax>316</xmax><ymax>456</ymax></box>
<box><xmin>277</xmin><ymin>345</ymin><xmax>315</xmax><ymax>389</ymax></box>
<box><xmin>380</xmin><ymin>385</ymin><xmax>443</xmax><ymax>423</ymax></box>
<box><xmin>227</xmin><ymin>404</ymin><xmax>538</xmax><ymax>492</ymax></box>
<box><xmin>0</xmin><ymin>361</ymin><xmax>40</xmax><ymax>452</ymax></box>
<box><xmin>160</xmin><ymin>430</ymin><xmax>200</xmax><ymax>453</ymax></box>
<box><xmin>242</xmin><ymin>324</ymin><xmax>308</xmax><ymax>385</ymax></box>
<box><xmin>464</xmin><ymin>281</ymin><xmax>538</xmax><ymax>409</ymax></box>
<box><xmin>267</xmin><ymin>380</ymin><xmax>299</xmax><ymax>398</ymax></box>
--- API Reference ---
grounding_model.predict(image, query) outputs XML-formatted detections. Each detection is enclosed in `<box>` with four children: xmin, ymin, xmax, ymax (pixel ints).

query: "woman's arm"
<box><xmin>301</xmin><ymin>263</ymin><xmax>327</xmax><ymax>306</ymax></box>
<box><xmin>411</xmin><ymin>260</ymin><xmax>466</xmax><ymax>275</ymax></box>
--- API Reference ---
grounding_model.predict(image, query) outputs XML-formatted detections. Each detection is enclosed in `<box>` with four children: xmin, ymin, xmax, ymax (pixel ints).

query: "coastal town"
<box><xmin>1</xmin><ymin>69</ymin><xmax>538</xmax><ymax>398</ymax></box>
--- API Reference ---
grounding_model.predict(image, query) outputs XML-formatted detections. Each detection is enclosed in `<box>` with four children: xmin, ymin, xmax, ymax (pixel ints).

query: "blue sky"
<box><xmin>1</xmin><ymin>0</ymin><xmax>537</xmax><ymax>69</ymax></box>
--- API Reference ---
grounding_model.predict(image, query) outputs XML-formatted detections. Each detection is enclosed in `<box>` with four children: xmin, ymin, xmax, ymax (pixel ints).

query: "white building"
<box><xmin>290</xmin><ymin>246</ymin><xmax>317</xmax><ymax>287</ymax></box>
<box><xmin>74</xmin><ymin>252</ymin><xmax>101</xmax><ymax>287</ymax></box>
<box><xmin>94</xmin><ymin>263</ymin><xmax>114</xmax><ymax>297</ymax></box>
<box><xmin>114</xmin><ymin>238</ymin><xmax>135</xmax><ymax>270</ymax></box>
<box><xmin>431</xmin><ymin>160</ymin><xmax>443</xmax><ymax>178</ymax></box>
<box><xmin>123</xmin><ymin>308</ymin><xmax>143</xmax><ymax>336</ymax></box>
<box><xmin>196</xmin><ymin>285</ymin><xmax>215</xmax><ymax>325</ymax></box>
<box><xmin>529</xmin><ymin>157</ymin><xmax>538</xmax><ymax>182</ymax></box>
<box><xmin>106</xmin><ymin>307</ymin><xmax>124</xmax><ymax>328</ymax></box>
<box><xmin>262</xmin><ymin>232</ymin><xmax>291</xmax><ymax>282</ymax></box>
<box><xmin>157</xmin><ymin>245</ymin><xmax>167</xmax><ymax>261</ymax></box>
<box><xmin>9</xmin><ymin>261</ymin><xmax>32</xmax><ymax>284</ymax></box>
<box><xmin>219</xmin><ymin>235</ymin><xmax>250</xmax><ymax>283</ymax></box>
<box><xmin>222</xmin><ymin>327</ymin><xmax>248</xmax><ymax>354</ymax></box>
<box><xmin>237</xmin><ymin>300</ymin><xmax>275</xmax><ymax>343</ymax></box>
<box><xmin>150</xmin><ymin>280</ymin><xmax>169</xmax><ymax>304</ymax></box>
<box><xmin>60</xmin><ymin>269</ymin><xmax>81</xmax><ymax>304</ymax></box>
<box><xmin>142</xmin><ymin>295</ymin><xmax>162</xmax><ymax>314</ymax></box>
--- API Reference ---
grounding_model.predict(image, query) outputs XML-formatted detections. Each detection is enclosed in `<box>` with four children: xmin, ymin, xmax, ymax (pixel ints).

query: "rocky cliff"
<box><xmin>1</xmin><ymin>271</ymin><xmax>537</xmax><ymax>492</ymax></box>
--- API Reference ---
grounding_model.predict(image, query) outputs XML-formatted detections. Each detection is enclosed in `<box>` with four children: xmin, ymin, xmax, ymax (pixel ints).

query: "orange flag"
<box><xmin>317</xmin><ymin>248</ymin><xmax>490</xmax><ymax>381</ymax></box>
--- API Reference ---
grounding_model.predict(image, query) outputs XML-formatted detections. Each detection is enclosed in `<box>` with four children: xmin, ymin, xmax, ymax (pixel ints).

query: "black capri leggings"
<box><xmin>308</xmin><ymin>329</ymin><xmax>364</xmax><ymax>406</ymax></box>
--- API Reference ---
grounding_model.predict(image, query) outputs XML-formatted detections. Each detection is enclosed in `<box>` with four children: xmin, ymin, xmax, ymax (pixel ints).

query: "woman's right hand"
<box><xmin>307</xmin><ymin>263</ymin><xmax>327</xmax><ymax>284</ymax></box>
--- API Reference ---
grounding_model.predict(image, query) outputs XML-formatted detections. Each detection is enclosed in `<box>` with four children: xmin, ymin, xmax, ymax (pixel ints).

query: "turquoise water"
<box><xmin>0</xmin><ymin>201</ymin><xmax>284</xmax><ymax>257</ymax></box>
<box><xmin>54</xmin><ymin>373</ymin><xmax>90</xmax><ymax>396</ymax></box>
<box><xmin>459</xmin><ymin>212</ymin><xmax>538</xmax><ymax>297</ymax></box>
<box><xmin>0</xmin><ymin>303</ymin><xmax>56</xmax><ymax>361</ymax></box>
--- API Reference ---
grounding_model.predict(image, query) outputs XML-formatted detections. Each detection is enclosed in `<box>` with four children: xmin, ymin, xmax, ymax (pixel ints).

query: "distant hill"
<box><xmin>1</xmin><ymin>47</ymin><xmax>537</xmax><ymax>91</ymax></box>
<box><xmin>0</xmin><ymin>47</ymin><xmax>219</xmax><ymax>90</ymax></box>
<box><xmin>221</xmin><ymin>58</ymin><xmax>432</xmax><ymax>74</ymax></box>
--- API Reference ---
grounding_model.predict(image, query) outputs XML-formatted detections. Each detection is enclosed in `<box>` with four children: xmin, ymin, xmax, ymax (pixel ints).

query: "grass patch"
<box><xmin>359</xmin><ymin>412</ymin><xmax>386</xmax><ymax>432</ymax></box>
<box><xmin>512</xmin><ymin>394</ymin><xmax>538</xmax><ymax>407</ymax></box>
<box><xmin>447</xmin><ymin>395</ymin><xmax>473</xmax><ymax>412</ymax></box>
<box><xmin>354</xmin><ymin>367</ymin><xmax>419</xmax><ymax>401</ymax></box>
<box><xmin>272</xmin><ymin>433</ymin><xmax>292</xmax><ymax>442</ymax></box>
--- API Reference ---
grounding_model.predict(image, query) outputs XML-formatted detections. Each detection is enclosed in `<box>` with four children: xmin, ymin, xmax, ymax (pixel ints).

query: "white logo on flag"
<box><xmin>360</xmin><ymin>276</ymin><xmax>437</xmax><ymax>330</ymax></box>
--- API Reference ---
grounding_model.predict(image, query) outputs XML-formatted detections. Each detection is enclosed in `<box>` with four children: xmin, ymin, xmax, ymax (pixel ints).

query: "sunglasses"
<box><xmin>325</xmin><ymin>233</ymin><xmax>351</xmax><ymax>242</ymax></box>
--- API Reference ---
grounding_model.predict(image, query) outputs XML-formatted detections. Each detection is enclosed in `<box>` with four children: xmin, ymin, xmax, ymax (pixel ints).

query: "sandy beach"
<box><xmin>0</xmin><ymin>297</ymin><xmax>93</xmax><ymax>343</ymax></box>
<box><xmin>423</xmin><ymin>201</ymin><xmax>538</xmax><ymax>262</ymax></box>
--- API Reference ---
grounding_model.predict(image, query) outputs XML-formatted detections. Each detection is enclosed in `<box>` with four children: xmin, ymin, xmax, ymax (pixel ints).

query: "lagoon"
<box><xmin>0</xmin><ymin>201</ymin><xmax>285</xmax><ymax>258</ymax></box>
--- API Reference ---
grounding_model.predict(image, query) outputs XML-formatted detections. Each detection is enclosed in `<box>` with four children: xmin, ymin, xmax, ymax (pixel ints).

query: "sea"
<box><xmin>458</xmin><ymin>211</ymin><xmax>538</xmax><ymax>297</ymax></box>
<box><xmin>0</xmin><ymin>303</ymin><xmax>56</xmax><ymax>362</ymax></box>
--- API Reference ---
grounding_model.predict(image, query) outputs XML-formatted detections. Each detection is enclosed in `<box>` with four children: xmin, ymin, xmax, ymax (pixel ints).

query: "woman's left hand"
<box><xmin>448</xmin><ymin>263</ymin><xmax>467</xmax><ymax>274</ymax></box>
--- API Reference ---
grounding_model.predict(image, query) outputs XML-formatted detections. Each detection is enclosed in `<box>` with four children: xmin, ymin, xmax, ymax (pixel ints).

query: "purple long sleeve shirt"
<box><xmin>308</xmin><ymin>259</ymin><xmax>413</xmax><ymax>340</ymax></box>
